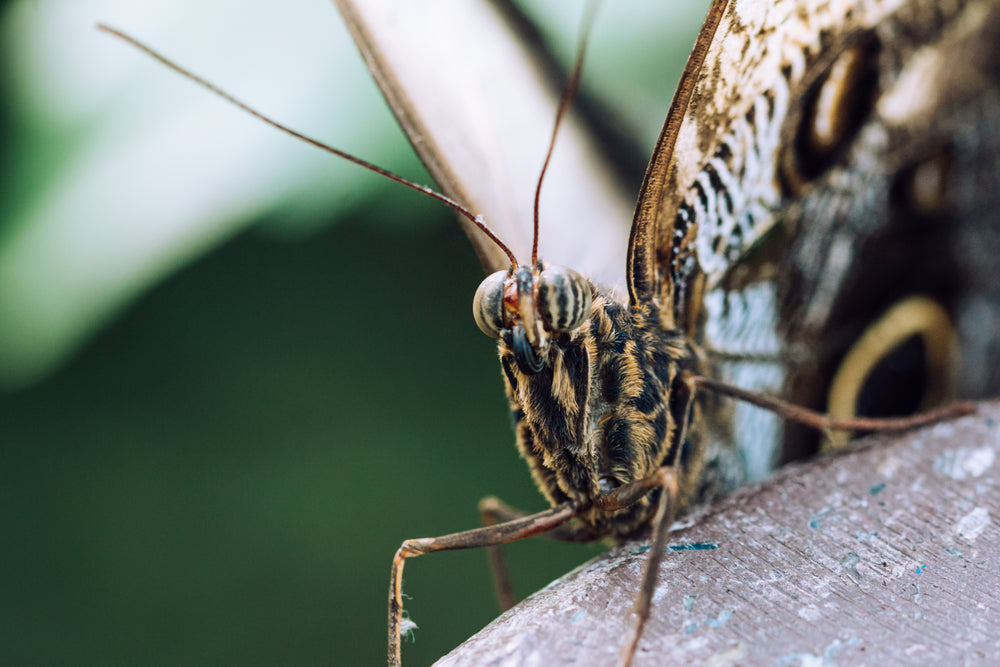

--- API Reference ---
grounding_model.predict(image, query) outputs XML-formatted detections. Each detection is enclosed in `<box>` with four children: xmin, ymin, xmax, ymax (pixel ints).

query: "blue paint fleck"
<box><xmin>916</xmin><ymin>564</ymin><xmax>927</xmax><ymax>574</ymax></box>
<box><xmin>633</xmin><ymin>542</ymin><xmax>720</xmax><ymax>556</ymax></box>
<box><xmin>809</xmin><ymin>508</ymin><xmax>832</xmax><ymax>530</ymax></box>
<box><xmin>684</xmin><ymin>623</ymin><xmax>699</xmax><ymax>634</ymax></box>
<box><xmin>683</xmin><ymin>595</ymin><xmax>697</xmax><ymax>612</ymax></box>
<box><xmin>571</xmin><ymin>610</ymin><xmax>585</xmax><ymax>623</ymax></box>
<box><xmin>869</xmin><ymin>482</ymin><xmax>886</xmax><ymax>495</ymax></box>
<box><xmin>668</xmin><ymin>542</ymin><xmax>719</xmax><ymax>552</ymax></box>
<box><xmin>945</xmin><ymin>547</ymin><xmax>963</xmax><ymax>557</ymax></box>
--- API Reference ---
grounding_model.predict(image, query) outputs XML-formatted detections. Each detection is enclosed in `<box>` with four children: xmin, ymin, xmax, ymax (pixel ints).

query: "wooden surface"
<box><xmin>436</xmin><ymin>401</ymin><xmax>1000</xmax><ymax>665</ymax></box>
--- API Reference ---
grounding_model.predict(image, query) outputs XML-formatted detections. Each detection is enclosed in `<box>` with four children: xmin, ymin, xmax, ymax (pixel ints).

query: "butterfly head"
<box><xmin>473</xmin><ymin>263</ymin><xmax>593</xmax><ymax>375</ymax></box>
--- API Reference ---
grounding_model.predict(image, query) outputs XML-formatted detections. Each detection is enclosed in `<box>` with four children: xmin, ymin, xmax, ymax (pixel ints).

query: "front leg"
<box><xmin>389</xmin><ymin>502</ymin><xmax>581</xmax><ymax>667</ymax></box>
<box><xmin>388</xmin><ymin>467</ymin><xmax>683</xmax><ymax>667</ymax></box>
<box><xmin>613</xmin><ymin>467</ymin><xmax>680</xmax><ymax>667</ymax></box>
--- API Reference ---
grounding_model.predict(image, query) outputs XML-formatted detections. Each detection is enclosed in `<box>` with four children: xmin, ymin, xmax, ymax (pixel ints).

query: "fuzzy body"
<box><xmin>497</xmin><ymin>291</ymin><xmax>710</xmax><ymax>538</ymax></box>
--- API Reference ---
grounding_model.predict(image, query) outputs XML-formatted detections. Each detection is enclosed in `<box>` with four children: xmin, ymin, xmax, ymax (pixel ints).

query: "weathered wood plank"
<box><xmin>437</xmin><ymin>401</ymin><xmax>1000</xmax><ymax>665</ymax></box>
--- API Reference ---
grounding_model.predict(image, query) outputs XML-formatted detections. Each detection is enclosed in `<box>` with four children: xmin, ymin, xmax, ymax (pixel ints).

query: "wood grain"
<box><xmin>437</xmin><ymin>400</ymin><xmax>1000</xmax><ymax>665</ymax></box>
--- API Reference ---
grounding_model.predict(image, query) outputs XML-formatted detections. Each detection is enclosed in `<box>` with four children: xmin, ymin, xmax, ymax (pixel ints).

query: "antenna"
<box><xmin>530</xmin><ymin>0</ymin><xmax>599</xmax><ymax>266</ymax></box>
<box><xmin>96</xmin><ymin>23</ymin><xmax>519</xmax><ymax>269</ymax></box>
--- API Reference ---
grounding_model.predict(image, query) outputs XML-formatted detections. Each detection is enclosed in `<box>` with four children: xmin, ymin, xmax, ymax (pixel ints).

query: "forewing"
<box><xmin>333</xmin><ymin>0</ymin><xmax>634</xmax><ymax>294</ymax></box>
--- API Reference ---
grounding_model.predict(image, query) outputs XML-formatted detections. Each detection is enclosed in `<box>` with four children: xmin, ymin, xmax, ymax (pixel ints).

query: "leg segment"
<box><xmin>389</xmin><ymin>468</ymin><xmax>682</xmax><ymax>667</ymax></box>
<box><xmin>388</xmin><ymin>502</ymin><xmax>581</xmax><ymax>667</ymax></box>
<box><xmin>479</xmin><ymin>496</ymin><xmax>602</xmax><ymax>612</ymax></box>
<box><xmin>692</xmin><ymin>375</ymin><xmax>973</xmax><ymax>437</ymax></box>
<box><xmin>617</xmin><ymin>467</ymin><xmax>679</xmax><ymax>667</ymax></box>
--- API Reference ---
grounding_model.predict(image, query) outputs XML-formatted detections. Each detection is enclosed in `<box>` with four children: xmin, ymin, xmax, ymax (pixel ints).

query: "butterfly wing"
<box><xmin>773</xmin><ymin>0</ymin><xmax>1000</xmax><ymax>453</ymax></box>
<box><xmin>633</xmin><ymin>0</ymin><xmax>1000</xmax><ymax>478</ymax></box>
<box><xmin>334</xmin><ymin>0</ymin><xmax>634</xmax><ymax>295</ymax></box>
<box><xmin>631</xmin><ymin>0</ymin><xmax>932</xmax><ymax>316</ymax></box>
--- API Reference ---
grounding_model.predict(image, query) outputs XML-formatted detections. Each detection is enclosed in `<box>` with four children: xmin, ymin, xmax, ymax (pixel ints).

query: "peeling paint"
<box><xmin>776</xmin><ymin>654</ymin><xmax>823</xmax><ymax>667</ymax></box>
<box><xmin>777</xmin><ymin>637</ymin><xmax>860</xmax><ymax>666</ymax></box>
<box><xmin>877</xmin><ymin>455</ymin><xmax>904</xmax><ymax>478</ymax></box>
<box><xmin>682</xmin><ymin>609</ymin><xmax>734</xmax><ymax>635</ymax></box>
<box><xmin>929</xmin><ymin>421</ymin><xmax>957</xmax><ymax>439</ymax></box>
<box><xmin>796</xmin><ymin>604</ymin><xmax>821</xmax><ymax>622</ymax></box>
<box><xmin>705</xmin><ymin>643</ymin><xmax>748</xmax><ymax>666</ymax></box>
<box><xmin>840</xmin><ymin>552</ymin><xmax>862</xmax><ymax>583</ymax></box>
<box><xmin>934</xmin><ymin>447</ymin><xmax>996</xmax><ymax>480</ymax></box>
<box><xmin>705</xmin><ymin>609</ymin><xmax>733</xmax><ymax>628</ymax></box>
<box><xmin>955</xmin><ymin>507</ymin><xmax>990</xmax><ymax>541</ymax></box>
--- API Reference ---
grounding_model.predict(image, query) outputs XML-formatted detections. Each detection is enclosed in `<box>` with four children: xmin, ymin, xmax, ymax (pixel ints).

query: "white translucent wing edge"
<box><xmin>333</xmin><ymin>0</ymin><xmax>635</xmax><ymax>295</ymax></box>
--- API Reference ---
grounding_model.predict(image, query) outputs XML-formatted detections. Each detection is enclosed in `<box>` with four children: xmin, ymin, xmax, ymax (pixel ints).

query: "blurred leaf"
<box><xmin>0</xmin><ymin>2</ymin><xmax>706</xmax><ymax>665</ymax></box>
<box><xmin>0</xmin><ymin>0</ymin><xmax>415</xmax><ymax>387</ymax></box>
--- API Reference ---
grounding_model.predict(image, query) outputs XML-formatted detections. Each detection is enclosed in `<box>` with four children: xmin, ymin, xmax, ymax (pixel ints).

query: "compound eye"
<box><xmin>537</xmin><ymin>265</ymin><xmax>592</xmax><ymax>333</ymax></box>
<box><xmin>472</xmin><ymin>270</ymin><xmax>508</xmax><ymax>338</ymax></box>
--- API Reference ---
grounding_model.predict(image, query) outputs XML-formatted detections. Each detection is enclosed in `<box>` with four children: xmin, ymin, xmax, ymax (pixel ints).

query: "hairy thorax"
<box><xmin>497</xmin><ymin>291</ymin><xmax>703</xmax><ymax>538</ymax></box>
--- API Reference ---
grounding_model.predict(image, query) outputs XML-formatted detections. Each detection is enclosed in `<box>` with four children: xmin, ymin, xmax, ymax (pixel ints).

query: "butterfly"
<box><xmin>331</xmin><ymin>0</ymin><xmax>999</xmax><ymax>664</ymax></box>
<box><xmin>100</xmin><ymin>0</ymin><xmax>1000</xmax><ymax>663</ymax></box>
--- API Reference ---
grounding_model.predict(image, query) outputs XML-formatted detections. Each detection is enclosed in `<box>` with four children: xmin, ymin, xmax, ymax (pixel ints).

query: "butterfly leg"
<box><xmin>692</xmin><ymin>376</ymin><xmax>973</xmax><ymax>439</ymax></box>
<box><xmin>388</xmin><ymin>502</ymin><xmax>582</xmax><ymax>667</ymax></box>
<box><xmin>588</xmin><ymin>466</ymin><xmax>680</xmax><ymax>667</ymax></box>
<box><xmin>621</xmin><ymin>468</ymin><xmax>678</xmax><ymax>667</ymax></box>
<box><xmin>479</xmin><ymin>496</ymin><xmax>603</xmax><ymax>612</ymax></box>
<box><xmin>478</xmin><ymin>497</ymin><xmax>520</xmax><ymax>612</ymax></box>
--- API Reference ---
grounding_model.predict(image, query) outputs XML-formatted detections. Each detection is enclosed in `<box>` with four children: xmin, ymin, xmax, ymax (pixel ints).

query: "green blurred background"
<box><xmin>0</xmin><ymin>1</ymin><xmax>705</xmax><ymax>665</ymax></box>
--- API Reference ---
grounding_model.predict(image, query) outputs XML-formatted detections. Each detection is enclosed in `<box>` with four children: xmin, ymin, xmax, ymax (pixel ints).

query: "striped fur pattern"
<box><xmin>496</xmin><ymin>291</ymin><xmax>702</xmax><ymax>537</ymax></box>
<box><xmin>536</xmin><ymin>266</ymin><xmax>591</xmax><ymax>333</ymax></box>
